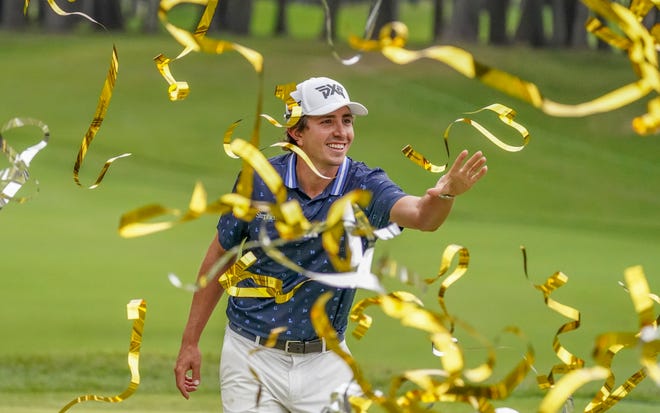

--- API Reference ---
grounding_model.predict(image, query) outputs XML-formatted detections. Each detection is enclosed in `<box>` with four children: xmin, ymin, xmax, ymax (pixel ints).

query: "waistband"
<box><xmin>228</xmin><ymin>323</ymin><xmax>328</xmax><ymax>354</ymax></box>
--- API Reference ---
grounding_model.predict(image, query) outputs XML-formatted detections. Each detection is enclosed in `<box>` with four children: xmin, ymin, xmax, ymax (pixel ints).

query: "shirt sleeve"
<box><xmin>217</xmin><ymin>175</ymin><xmax>248</xmax><ymax>251</ymax></box>
<box><xmin>361</xmin><ymin>168</ymin><xmax>407</xmax><ymax>229</ymax></box>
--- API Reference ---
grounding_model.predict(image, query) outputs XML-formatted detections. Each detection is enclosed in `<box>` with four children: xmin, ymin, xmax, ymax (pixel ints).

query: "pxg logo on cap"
<box><xmin>291</xmin><ymin>77</ymin><xmax>368</xmax><ymax>117</ymax></box>
<box><xmin>315</xmin><ymin>83</ymin><xmax>346</xmax><ymax>99</ymax></box>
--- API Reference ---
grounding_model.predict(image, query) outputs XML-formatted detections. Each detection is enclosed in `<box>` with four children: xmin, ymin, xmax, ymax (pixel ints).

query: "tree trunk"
<box><xmin>142</xmin><ymin>0</ymin><xmax>160</xmax><ymax>33</ymax></box>
<box><xmin>514</xmin><ymin>0</ymin><xmax>546</xmax><ymax>47</ymax></box>
<box><xmin>92</xmin><ymin>0</ymin><xmax>124</xmax><ymax>31</ymax></box>
<box><xmin>210</xmin><ymin>0</ymin><xmax>253</xmax><ymax>35</ymax></box>
<box><xmin>1</xmin><ymin>0</ymin><xmax>28</xmax><ymax>30</ymax></box>
<box><xmin>274</xmin><ymin>0</ymin><xmax>288</xmax><ymax>36</ymax></box>
<box><xmin>432</xmin><ymin>0</ymin><xmax>444</xmax><ymax>42</ymax></box>
<box><xmin>442</xmin><ymin>0</ymin><xmax>481</xmax><ymax>44</ymax></box>
<box><xmin>320</xmin><ymin>0</ymin><xmax>341</xmax><ymax>40</ymax></box>
<box><xmin>484</xmin><ymin>0</ymin><xmax>510</xmax><ymax>45</ymax></box>
<box><xmin>371</xmin><ymin>0</ymin><xmax>399</xmax><ymax>40</ymax></box>
<box><xmin>549</xmin><ymin>0</ymin><xmax>566</xmax><ymax>46</ymax></box>
<box><xmin>39</xmin><ymin>0</ymin><xmax>76</xmax><ymax>32</ymax></box>
<box><xmin>570</xmin><ymin>1</ymin><xmax>589</xmax><ymax>48</ymax></box>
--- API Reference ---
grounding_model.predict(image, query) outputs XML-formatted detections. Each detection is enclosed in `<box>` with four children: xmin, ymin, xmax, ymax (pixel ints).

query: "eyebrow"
<box><xmin>314</xmin><ymin>113</ymin><xmax>354</xmax><ymax>120</ymax></box>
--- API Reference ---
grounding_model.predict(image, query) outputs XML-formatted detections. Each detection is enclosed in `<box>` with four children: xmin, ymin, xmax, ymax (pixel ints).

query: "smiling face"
<box><xmin>288</xmin><ymin>106</ymin><xmax>355</xmax><ymax>174</ymax></box>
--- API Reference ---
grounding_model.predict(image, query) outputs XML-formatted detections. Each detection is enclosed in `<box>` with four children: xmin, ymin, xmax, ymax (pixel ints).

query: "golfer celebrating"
<box><xmin>174</xmin><ymin>76</ymin><xmax>488</xmax><ymax>412</ymax></box>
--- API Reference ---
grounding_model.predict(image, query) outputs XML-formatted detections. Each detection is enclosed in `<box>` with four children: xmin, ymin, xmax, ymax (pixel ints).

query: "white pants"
<box><xmin>220</xmin><ymin>326</ymin><xmax>354</xmax><ymax>413</ymax></box>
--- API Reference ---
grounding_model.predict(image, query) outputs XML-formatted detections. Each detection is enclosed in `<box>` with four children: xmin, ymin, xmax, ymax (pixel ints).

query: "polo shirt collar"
<box><xmin>284</xmin><ymin>153</ymin><xmax>350</xmax><ymax>196</ymax></box>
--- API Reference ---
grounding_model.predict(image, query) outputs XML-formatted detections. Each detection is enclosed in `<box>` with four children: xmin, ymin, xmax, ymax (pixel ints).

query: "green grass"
<box><xmin>2</xmin><ymin>3</ymin><xmax>660</xmax><ymax>412</ymax></box>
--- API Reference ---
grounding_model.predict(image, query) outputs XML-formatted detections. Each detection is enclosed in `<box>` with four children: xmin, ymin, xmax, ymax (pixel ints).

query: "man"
<box><xmin>174</xmin><ymin>76</ymin><xmax>488</xmax><ymax>412</ymax></box>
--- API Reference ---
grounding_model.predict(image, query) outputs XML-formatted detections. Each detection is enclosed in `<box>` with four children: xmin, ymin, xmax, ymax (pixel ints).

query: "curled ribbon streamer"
<box><xmin>391</xmin><ymin>327</ymin><xmax>533</xmax><ymax>411</ymax></box>
<box><xmin>223</xmin><ymin>120</ymin><xmax>332</xmax><ymax>180</ymax></box>
<box><xmin>260</xmin><ymin>83</ymin><xmax>302</xmax><ymax>128</ymax></box>
<box><xmin>581</xmin><ymin>265</ymin><xmax>660</xmax><ymax>412</ymax></box>
<box><xmin>27</xmin><ymin>0</ymin><xmax>107</xmax><ymax>29</ymax></box>
<box><xmin>313</xmin><ymin>292</ymin><xmax>380</xmax><ymax>403</ymax></box>
<box><xmin>521</xmin><ymin>247</ymin><xmax>585</xmax><ymax>389</ymax></box>
<box><xmin>215</xmin><ymin>248</ymin><xmax>314</xmax><ymax>304</ymax></box>
<box><xmin>538</xmin><ymin>367</ymin><xmax>610</xmax><ymax>413</ymax></box>
<box><xmin>586</xmin><ymin>332</ymin><xmax>646</xmax><ymax>413</ymax></box>
<box><xmin>402</xmin><ymin>104</ymin><xmax>529</xmax><ymax>174</ymax></box>
<box><xmin>73</xmin><ymin>45</ymin><xmax>131</xmax><ymax>189</ymax></box>
<box><xmin>257</xmin><ymin>198</ymin><xmax>392</xmax><ymax>293</ymax></box>
<box><xmin>321</xmin><ymin>0</ymin><xmax>383</xmax><ymax>65</ymax></box>
<box><xmin>119</xmin><ymin>138</ymin><xmax>296</xmax><ymax>239</ymax></box>
<box><xmin>323</xmin><ymin>190</ymin><xmax>372</xmax><ymax>272</ymax></box>
<box><xmin>625</xmin><ymin>265</ymin><xmax>660</xmax><ymax>385</ymax></box>
<box><xmin>221</xmin><ymin>120</ymin><xmax>243</xmax><ymax>159</ymax></box>
<box><xmin>154</xmin><ymin>54</ymin><xmax>191</xmax><ymax>101</ymax></box>
<box><xmin>271</xmin><ymin>142</ymin><xmax>333</xmax><ymax>180</ymax></box>
<box><xmin>0</xmin><ymin>118</ymin><xmax>49</xmax><ymax>209</ymax></box>
<box><xmin>158</xmin><ymin>0</ymin><xmax>266</xmax><ymax>206</ymax></box>
<box><xmin>118</xmin><ymin>181</ymin><xmax>229</xmax><ymax>238</ymax></box>
<box><xmin>158</xmin><ymin>0</ymin><xmax>263</xmax><ymax>72</ymax></box>
<box><xmin>153</xmin><ymin>0</ymin><xmax>218</xmax><ymax>101</ymax></box>
<box><xmin>58</xmin><ymin>299</ymin><xmax>146</xmax><ymax>413</ymax></box>
<box><xmin>209</xmin><ymin>190</ymin><xmax>389</xmax><ymax>299</ymax></box>
<box><xmin>424</xmin><ymin>244</ymin><xmax>469</xmax><ymax>335</ymax></box>
<box><xmin>156</xmin><ymin>0</ymin><xmax>264</xmax><ymax>100</ymax></box>
<box><xmin>356</xmin><ymin>291</ymin><xmax>464</xmax><ymax>375</ymax></box>
<box><xmin>348</xmin><ymin>292</ymin><xmax>533</xmax><ymax>411</ymax></box>
<box><xmin>350</xmin><ymin>6</ymin><xmax>660</xmax><ymax>134</ymax></box>
<box><xmin>229</xmin><ymin>138</ymin><xmax>287</xmax><ymax>204</ymax></box>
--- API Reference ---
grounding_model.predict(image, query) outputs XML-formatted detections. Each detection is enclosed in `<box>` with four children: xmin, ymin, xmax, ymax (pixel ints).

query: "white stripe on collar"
<box><xmin>284</xmin><ymin>154</ymin><xmax>350</xmax><ymax>196</ymax></box>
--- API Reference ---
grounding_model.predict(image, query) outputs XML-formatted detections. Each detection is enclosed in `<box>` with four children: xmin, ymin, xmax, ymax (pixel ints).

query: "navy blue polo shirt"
<box><xmin>218</xmin><ymin>152</ymin><xmax>406</xmax><ymax>341</ymax></box>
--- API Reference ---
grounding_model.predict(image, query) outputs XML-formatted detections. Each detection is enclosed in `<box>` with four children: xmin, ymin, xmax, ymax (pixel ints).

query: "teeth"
<box><xmin>327</xmin><ymin>143</ymin><xmax>345</xmax><ymax>149</ymax></box>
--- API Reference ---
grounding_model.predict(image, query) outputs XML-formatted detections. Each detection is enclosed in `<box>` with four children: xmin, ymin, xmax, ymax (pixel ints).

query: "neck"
<box><xmin>295</xmin><ymin>157</ymin><xmax>339</xmax><ymax>199</ymax></box>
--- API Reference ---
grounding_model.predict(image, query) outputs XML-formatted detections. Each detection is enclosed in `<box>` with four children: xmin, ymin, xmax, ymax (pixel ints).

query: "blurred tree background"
<box><xmin>2</xmin><ymin>0</ymin><xmax>658</xmax><ymax>48</ymax></box>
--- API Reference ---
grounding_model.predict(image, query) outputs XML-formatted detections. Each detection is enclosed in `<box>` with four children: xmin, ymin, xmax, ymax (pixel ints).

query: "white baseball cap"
<box><xmin>288</xmin><ymin>77</ymin><xmax>368</xmax><ymax>117</ymax></box>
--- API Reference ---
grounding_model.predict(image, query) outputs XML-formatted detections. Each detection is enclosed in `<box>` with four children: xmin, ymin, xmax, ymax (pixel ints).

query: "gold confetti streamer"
<box><xmin>119</xmin><ymin>138</ymin><xmax>334</xmax><ymax>241</ymax></box>
<box><xmin>260</xmin><ymin>83</ymin><xmax>303</xmax><ymax>128</ymax></box>
<box><xmin>402</xmin><ymin>104</ymin><xmax>529</xmax><ymax>174</ymax></box>
<box><xmin>153</xmin><ymin>0</ymin><xmax>218</xmax><ymax>101</ymax></box>
<box><xmin>156</xmin><ymin>0</ymin><xmax>263</xmax><ymax>101</ymax></box>
<box><xmin>118</xmin><ymin>181</ymin><xmax>221</xmax><ymax>238</ymax></box>
<box><xmin>345</xmin><ymin>291</ymin><xmax>534</xmax><ymax>412</ymax></box>
<box><xmin>58</xmin><ymin>299</ymin><xmax>146</xmax><ymax>412</ymax></box>
<box><xmin>156</xmin><ymin>0</ymin><xmax>266</xmax><ymax>211</ymax></box>
<box><xmin>154</xmin><ymin>53</ymin><xmax>190</xmax><ymax>101</ymax></box>
<box><xmin>0</xmin><ymin>118</ymin><xmax>49</xmax><ymax>210</ymax></box>
<box><xmin>27</xmin><ymin>0</ymin><xmax>106</xmax><ymax>29</ymax></box>
<box><xmin>73</xmin><ymin>45</ymin><xmax>131</xmax><ymax>189</ymax></box>
<box><xmin>313</xmin><ymin>292</ymin><xmax>380</xmax><ymax>401</ymax></box>
<box><xmin>520</xmin><ymin>247</ymin><xmax>585</xmax><ymax>389</ymax></box>
<box><xmin>581</xmin><ymin>265</ymin><xmax>660</xmax><ymax>412</ymax></box>
<box><xmin>423</xmin><ymin>244</ymin><xmax>469</xmax><ymax>334</ymax></box>
<box><xmin>256</xmin><ymin>198</ymin><xmax>392</xmax><ymax>293</ymax></box>
<box><xmin>538</xmin><ymin>367</ymin><xmax>610</xmax><ymax>413</ymax></box>
<box><xmin>320</xmin><ymin>0</ymin><xmax>383</xmax><ymax>65</ymax></box>
<box><xmin>347</xmin><ymin>0</ymin><xmax>660</xmax><ymax>134</ymax></box>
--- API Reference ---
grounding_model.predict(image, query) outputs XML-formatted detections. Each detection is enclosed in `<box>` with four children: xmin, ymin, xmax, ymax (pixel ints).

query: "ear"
<box><xmin>287</xmin><ymin>128</ymin><xmax>303</xmax><ymax>145</ymax></box>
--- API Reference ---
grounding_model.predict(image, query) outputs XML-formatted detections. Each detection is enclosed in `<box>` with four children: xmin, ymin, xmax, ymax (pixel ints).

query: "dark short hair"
<box><xmin>285</xmin><ymin>115</ymin><xmax>309</xmax><ymax>146</ymax></box>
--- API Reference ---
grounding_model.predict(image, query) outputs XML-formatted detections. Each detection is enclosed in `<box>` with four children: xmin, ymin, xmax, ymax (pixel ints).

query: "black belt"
<box><xmin>229</xmin><ymin>324</ymin><xmax>327</xmax><ymax>354</ymax></box>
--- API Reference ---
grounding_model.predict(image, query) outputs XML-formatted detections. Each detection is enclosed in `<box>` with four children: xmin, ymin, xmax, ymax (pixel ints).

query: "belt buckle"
<box><xmin>284</xmin><ymin>340</ymin><xmax>304</xmax><ymax>353</ymax></box>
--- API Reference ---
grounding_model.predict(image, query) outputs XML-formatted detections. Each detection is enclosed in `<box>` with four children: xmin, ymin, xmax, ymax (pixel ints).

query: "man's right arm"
<box><xmin>174</xmin><ymin>233</ymin><xmax>232</xmax><ymax>399</ymax></box>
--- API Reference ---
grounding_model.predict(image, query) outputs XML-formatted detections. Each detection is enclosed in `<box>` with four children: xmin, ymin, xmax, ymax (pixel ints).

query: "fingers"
<box><xmin>175</xmin><ymin>362</ymin><xmax>201</xmax><ymax>399</ymax></box>
<box><xmin>174</xmin><ymin>366</ymin><xmax>190</xmax><ymax>399</ymax></box>
<box><xmin>448</xmin><ymin>149</ymin><xmax>469</xmax><ymax>174</ymax></box>
<box><xmin>463</xmin><ymin>151</ymin><xmax>487</xmax><ymax>181</ymax></box>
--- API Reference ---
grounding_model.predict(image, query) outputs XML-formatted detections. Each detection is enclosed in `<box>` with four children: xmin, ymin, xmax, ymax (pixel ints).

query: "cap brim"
<box><xmin>306</xmin><ymin>102</ymin><xmax>368</xmax><ymax>116</ymax></box>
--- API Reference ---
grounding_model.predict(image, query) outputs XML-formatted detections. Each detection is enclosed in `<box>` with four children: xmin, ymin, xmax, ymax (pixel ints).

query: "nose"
<box><xmin>334</xmin><ymin>122</ymin><xmax>350</xmax><ymax>139</ymax></box>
